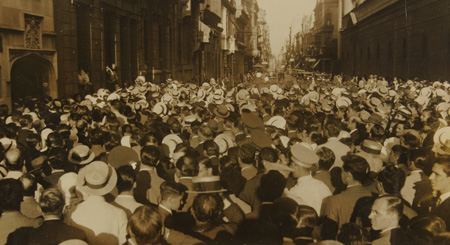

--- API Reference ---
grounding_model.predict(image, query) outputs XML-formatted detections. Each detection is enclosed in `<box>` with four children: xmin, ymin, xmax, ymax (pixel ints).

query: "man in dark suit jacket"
<box><xmin>430</xmin><ymin>160</ymin><xmax>450</xmax><ymax>230</ymax></box>
<box><xmin>321</xmin><ymin>154</ymin><xmax>373</xmax><ymax>240</ymax></box>
<box><xmin>21</xmin><ymin>188</ymin><xmax>87</xmax><ymax>244</ymax></box>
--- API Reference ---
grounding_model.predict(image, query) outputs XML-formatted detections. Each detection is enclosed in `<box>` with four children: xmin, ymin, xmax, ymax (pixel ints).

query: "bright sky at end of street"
<box><xmin>257</xmin><ymin>0</ymin><xmax>316</xmax><ymax>57</ymax></box>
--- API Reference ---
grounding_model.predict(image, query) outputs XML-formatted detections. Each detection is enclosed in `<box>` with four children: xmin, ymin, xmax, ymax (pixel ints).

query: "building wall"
<box><xmin>0</xmin><ymin>0</ymin><xmax>57</xmax><ymax>107</ymax></box>
<box><xmin>341</xmin><ymin>0</ymin><xmax>450</xmax><ymax>80</ymax></box>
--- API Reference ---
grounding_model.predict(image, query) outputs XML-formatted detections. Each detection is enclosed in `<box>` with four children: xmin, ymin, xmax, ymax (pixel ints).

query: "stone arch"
<box><xmin>10</xmin><ymin>53</ymin><xmax>57</xmax><ymax>101</ymax></box>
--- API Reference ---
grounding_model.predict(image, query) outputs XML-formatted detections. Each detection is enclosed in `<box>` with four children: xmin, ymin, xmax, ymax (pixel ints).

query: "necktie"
<box><xmin>436</xmin><ymin>197</ymin><xmax>442</xmax><ymax>208</ymax></box>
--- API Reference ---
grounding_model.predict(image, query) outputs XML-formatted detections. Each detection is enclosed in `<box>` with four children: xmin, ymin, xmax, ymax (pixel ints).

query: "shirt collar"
<box><xmin>241</xmin><ymin>165</ymin><xmax>254</xmax><ymax>171</ymax></box>
<box><xmin>440</xmin><ymin>192</ymin><xmax>450</xmax><ymax>203</ymax></box>
<box><xmin>380</xmin><ymin>226</ymin><xmax>399</xmax><ymax>234</ymax></box>
<box><xmin>347</xmin><ymin>183</ymin><xmax>362</xmax><ymax>188</ymax></box>
<box><xmin>297</xmin><ymin>174</ymin><xmax>313</xmax><ymax>182</ymax></box>
<box><xmin>158</xmin><ymin>204</ymin><xmax>172</xmax><ymax>215</ymax></box>
<box><xmin>140</xmin><ymin>165</ymin><xmax>156</xmax><ymax>171</ymax></box>
<box><xmin>44</xmin><ymin>216</ymin><xmax>60</xmax><ymax>221</ymax></box>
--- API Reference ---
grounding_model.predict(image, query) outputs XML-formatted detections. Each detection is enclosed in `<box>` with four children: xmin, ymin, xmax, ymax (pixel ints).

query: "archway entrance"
<box><xmin>10</xmin><ymin>54</ymin><xmax>53</xmax><ymax>101</ymax></box>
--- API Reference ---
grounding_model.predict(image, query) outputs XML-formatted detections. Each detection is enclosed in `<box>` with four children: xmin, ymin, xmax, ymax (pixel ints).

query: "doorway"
<box><xmin>10</xmin><ymin>54</ymin><xmax>54</xmax><ymax>101</ymax></box>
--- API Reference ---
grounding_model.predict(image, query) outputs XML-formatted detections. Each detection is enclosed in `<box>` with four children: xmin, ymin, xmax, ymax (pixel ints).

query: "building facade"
<box><xmin>341</xmin><ymin>0</ymin><xmax>450</xmax><ymax>81</ymax></box>
<box><xmin>313</xmin><ymin>0</ymin><xmax>340</xmax><ymax>73</ymax></box>
<box><xmin>0</xmin><ymin>0</ymin><xmax>265</xmax><ymax>103</ymax></box>
<box><xmin>0</xmin><ymin>0</ymin><xmax>58</xmax><ymax>107</ymax></box>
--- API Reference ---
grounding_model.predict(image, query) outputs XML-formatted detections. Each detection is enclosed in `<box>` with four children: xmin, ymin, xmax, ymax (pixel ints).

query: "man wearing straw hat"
<box><xmin>64</xmin><ymin>161</ymin><xmax>128</xmax><ymax>245</ymax></box>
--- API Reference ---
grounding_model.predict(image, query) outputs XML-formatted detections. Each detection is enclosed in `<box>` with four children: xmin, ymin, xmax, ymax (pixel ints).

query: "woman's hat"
<box><xmin>76</xmin><ymin>161</ymin><xmax>117</xmax><ymax>196</ymax></box>
<box><xmin>187</xmin><ymin>176</ymin><xmax>227</xmax><ymax>193</ymax></box>
<box><xmin>68</xmin><ymin>145</ymin><xmax>95</xmax><ymax>165</ymax></box>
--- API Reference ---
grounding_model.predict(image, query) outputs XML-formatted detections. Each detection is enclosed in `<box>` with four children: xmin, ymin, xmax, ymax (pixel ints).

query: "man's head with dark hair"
<box><xmin>238</xmin><ymin>143</ymin><xmax>256</xmax><ymax>165</ymax></box>
<box><xmin>48</xmin><ymin>147</ymin><xmax>67</xmax><ymax>170</ymax></box>
<box><xmin>337</xmin><ymin>223</ymin><xmax>369</xmax><ymax>245</ymax></box>
<box><xmin>401</xmin><ymin>132</ymin><xmax>421</xmax><ymax>149</ymax></box>
<box><xmin>19</xmin><ymin>173</ymin><xmax>37</xmax><ymax>197</ymax></box>
<box><xmin>369</xmin><ymin>195</ymin><xmax>403</xmax><ymax>231</ymax></box>
<box><xmin>271</xmin><ymin>197</ymin><xmax>299</xmax><ymax>237</ymax></box>
<box><xmin>90</xmin><ymin>128</ymin><xmax>105</xmax><ymax>145</ymax></box>
<box><xmin>160</xmin><ymin>181</ymin><xmax>187</xmax><ymax>211</ymax></box>
<box><xmin>408</xmin><ymin>148</ymin><xmax>428</xmax><ymax>170</ymax></box>
<box><xmin>5</xmin><ymin>123</ymin><xmax>19</xmax><ymax>139</ymax></box>
<box><xmin>19</xmin><ymin>114</ymin><xmax>33</xmax><ymax>128</ymax></box>
<box><xmin>175</xmin><ymin>155</ymin><xmax>198</xmax><ymax>177</ymax></box>
<box><xmin>116</xmin><ymin>165</ymin><xmax>136</xmax><ymax>193</ymax></box>
<box><xmin>342</xmin><ymin>154</ymin><xmax>369</xmax><ymax>184</ymax></box>
<box><xmin>377</xmin><ymin>165</ymin><xmax>405</xmax><ymax>194</ymax></box>
<box><xmin>203</xmin><ymin>139</ymin><xmax>219</xmax><ymax>158</ymax></box>
<box><xmin>39</xmin><ymin>187</ymin><xmax>65</xmax><ymax>216</ymax></box>
<box><xmin>0</xmin><ymin>179</ymin><xmax>24</xmax><ymax>211</ymax></box>
<box><xmin>370</xmin><ymin>124</ymin><xmax>385</xmax><ymax>142</ymax></box>
<box><xmin>257</xmin><ymin>147</ymin><xmax>279</xmax><ymax>171</ymax></box>
<box><xmin>325</xmin><ymin>119</ymin><xmax>341</xmax><ymax>137</ymax></box>
<box><xmin>430</xmin><ymin>159</ymin><xmax>450</xmax><ymax>196</ymax></box>
<box><xmin>259</xmin><ymin>170</ymin><xmax>286</xmax><ymax>202</ymax></box>
<box><xmin>408</xmin><ymin>216</ymin><xmax>447</xmax><ymax>242</ymax></box>
<box><xmin>316</xmin><ymin>147</ymin><xmax>335</xmax><ymax>171</ymax></box>
<box><xmin>141</xmin><ymin>145</ymin><xmax>160</xmax><ymax>167</ymax></box>
<box><xmin>220</xmin><ymin>164</ymin><xmax>246</xmax><ymax>195</ymax></box>
<box><xmin>5</xmin><ymin>148</ymin><xmax>23</xmax><ymax>171</ymax></box>
<box><xmin>128</xmin><ymin>206</ymin><xmax>163</xmax><ymax>245</ymax></box>
<box><xmin>140</xmin><ymin>133</ymin><xmax>160</xmax><ymax>147</ymax></box>
<box><xmin>192</xmin><ymin>193</ymin><xmax>224</xmax><ymax>223</ymax></box>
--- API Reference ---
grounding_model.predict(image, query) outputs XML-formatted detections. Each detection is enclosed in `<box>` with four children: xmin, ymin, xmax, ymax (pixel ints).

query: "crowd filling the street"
<box><xmin>2</xmin><ymin>71</ymin><xmax>450</xmax><ymax>245</ymax></box>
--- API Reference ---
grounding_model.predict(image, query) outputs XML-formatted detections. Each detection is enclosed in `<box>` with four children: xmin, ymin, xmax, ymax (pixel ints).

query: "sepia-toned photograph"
<box><xmin>0</xmin><ymin>0</ymin><xmax>450</xmax><ymax>244</ymax></box>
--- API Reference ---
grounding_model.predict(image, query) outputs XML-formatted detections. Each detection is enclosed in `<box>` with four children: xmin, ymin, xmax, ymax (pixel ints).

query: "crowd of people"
<box><xmin>1</xmin><ymin>73</ymin><xmax>450</xmax><ymax>245</ymax></box>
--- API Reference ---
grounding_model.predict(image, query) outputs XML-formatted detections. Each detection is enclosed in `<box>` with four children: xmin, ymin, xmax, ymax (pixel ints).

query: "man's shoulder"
<box><xmin>325</xmin><ymin>186</ymin><xmax>370</xmax><ymax>201</ymax></box>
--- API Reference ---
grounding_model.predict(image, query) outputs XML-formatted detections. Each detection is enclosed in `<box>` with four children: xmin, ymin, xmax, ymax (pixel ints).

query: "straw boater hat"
<box><xmin>152</xmin><ymin>102</ymin><xmax>168</xmax><ymax>116</ymax></box>
<box><xmin>265</xmin><ymin>116</ymin><xmax>286</xmax><ymax>130</ymax></box>
<box><xmin>161</xmin><ymin>93</ymin><xmax>174</xmax><ymax>104</ymax></box>
<box><xmin>197</xmin><ymin>89</ymin><xmax>207</xmax><ymax>101</ymax></box>
<box><xmin>360</xmin><ymin>139</ymin><xmax>382</xmax><ymax>155</ymax></box>
<box><xmin>68</xmin><ymin>145</ymin><xmax>95</xmax><ymax>165</ymax></box>
<box><xmin>432</xmin><ymin>126</ymin><xmax>450</xmax><ymax>155</ymax></box>
<box><xmin>162</xmin><ymin>134</ymin><xmax>183</xmax><ymax>158</ymax></box>
<box><xmin>214</xmin><ymin>133</ymin><xmax>234</xmax><ymax>155</ymax></box>
<box><xmin>76</xmin><ymin>161</ymin><xmax>117</xmax><ymax>196</ymax></box>
<box><xmin>213</xmin><ymin>104</ymin><xmax>230</xmax><ymax>119</ymax></box>
<box><xmin>336</xmin><ymin>96</ymin><xmax>352</xmax><ymax>109</ymax></box>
